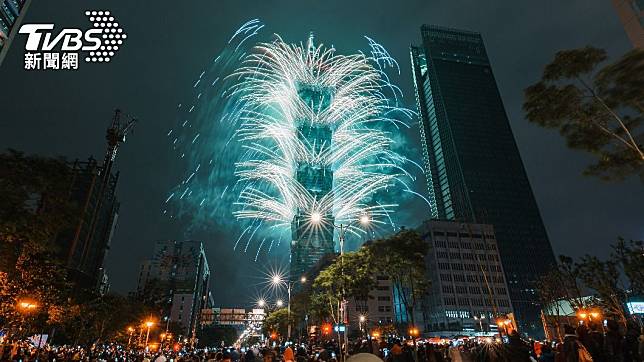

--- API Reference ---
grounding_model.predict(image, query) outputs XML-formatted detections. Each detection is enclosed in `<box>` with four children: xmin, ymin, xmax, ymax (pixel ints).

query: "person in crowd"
<box><xmin>623</xmin><ymin>320</ymin><xmax>642</xmax><ymax>362</ymax></box>
<box><xmin>604</xmin><ymin>319</ymin><xmax>624</xmax><ymax>362</ymax></box>
<box><xmin>283</xmin><ymin>344</ymin><xmax>295</xmax><ymax>362</ymax></box>
<box><xmin>539</xmin><ymin>343</ymin><xmax>556</xmax><ymax>362</ymax></box>
<box><xmin>557</xmin><ymin>324</ymin><xmax>582</xmax><ymax>362</ymax></box>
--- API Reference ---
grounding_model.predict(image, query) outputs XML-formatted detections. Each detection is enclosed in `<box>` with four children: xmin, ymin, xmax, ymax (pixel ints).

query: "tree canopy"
<box><xmin>524</xmin><ymin>47</ymin><xmax>644</xmax><ymax>181</ymax></box>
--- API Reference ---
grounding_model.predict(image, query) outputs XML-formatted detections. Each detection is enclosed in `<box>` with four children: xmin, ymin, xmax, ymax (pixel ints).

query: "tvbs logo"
<box><xmin>19</xmin><ymin>10</ymin><xmax>127</xmax><ymax>70</ymax></box>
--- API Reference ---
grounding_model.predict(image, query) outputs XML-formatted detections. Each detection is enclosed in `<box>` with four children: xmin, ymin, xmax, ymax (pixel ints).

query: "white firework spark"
<box><xmin>227</xmin><ymin>34</ymin><xmax>413</xmax><ymax>235</ymax></box>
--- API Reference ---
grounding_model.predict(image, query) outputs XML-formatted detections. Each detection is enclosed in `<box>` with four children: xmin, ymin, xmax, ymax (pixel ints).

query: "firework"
<box><xmin>165</xmin><ymin>21</ymin><xmax>419</xmax><ymax>259</ymax></box>
<box><xmin>229</xmin><ymin>33</ymin><xmax>412</xmax><ymax>236</ymax></box>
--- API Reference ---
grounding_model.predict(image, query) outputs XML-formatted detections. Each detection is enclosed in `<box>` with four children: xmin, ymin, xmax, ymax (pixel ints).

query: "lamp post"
<box><xmin>271</xmin><ymin>274</ymin><xmax>307</xmax><ymax>340</ymax></box>
<box><xmin>16</xmin><ymin>299</ymin><xmax>38</xmax><ymax>340</ymax></box>
<box><xmin>127</xmin><ymin>326</ymin><xmax>135</xmax><ymax>349</ymax></box>
<box><xmin>358</xmin><ymin>315</ymin><xmax>366</xmax><ymax>338</ymax></box>
<box><xmin>310</xmin><ymin>212</ymin><xmax>370</xmax><ymax>362</ymax></box>
<box><xmin>145</xmin><ymin>320</ymin><xmax>155</xmax><ymax>348</ymax></box>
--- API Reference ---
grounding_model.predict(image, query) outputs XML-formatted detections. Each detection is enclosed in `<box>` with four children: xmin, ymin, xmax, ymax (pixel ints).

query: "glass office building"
<box><xmin>0</xmin><ymin>0</ymin><xmax>31</xmax><ymax>67</ymax></box>
<box><xmin>410</xmin><ymin>25</ymin><xmax>556</xmax><ymax>335</ymax></box>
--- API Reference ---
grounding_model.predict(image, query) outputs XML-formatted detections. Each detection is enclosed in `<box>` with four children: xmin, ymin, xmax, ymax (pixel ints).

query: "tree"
<box><xmin>262</xmin><ymin>308</ymin><xmax>294</xmax><ymax>338</ymax></box>
<box><xmin>0</xmin><ymin>150</ymin><xmax>77</xmax><ymax>336</ymax></box>
<box><xmin>523</xmin><ymin>47</ymin><xmax>644</xmax><ymax>181</ymax></box>
<box><xmin>0</xmin><ymin>150</ymin><xmax>77</xmax><ymax>258</ymax></box>
<box><xmin>575</xmin><ymin>255</ymin><xmax>628</xmax><ymax>328</ymax></box>
<box><xmin>369</xmin><ymin>229</ymin><xmax>429</xmax><ymax>329</ymax></box>
<box><xmin>536</xmin><ymin>270</ymin><xmax>566</xmax><ymax>342</ymax></box>
<box><xmin>611</xmin><ymin>238</ymin><xmax>644</xmax><ymax>295</ymax></box>
<box><xmin>311</xmin><ymin>248</ymin><xmax>376</xmax><ymax>324</ymax></box>
<box><xmin>0</xmin><ymin>240</ymin><xmax>72</xmax><ymax>338</ymax></box>
<box><xmin>0</xmin><ymin>150</ymin><xmax>150</xmax><ymax>345</ymax></box>
<box><xmin>556</xmin><ymin>255</ymin><xmax>587</xmax><ymax>311</ymax></box>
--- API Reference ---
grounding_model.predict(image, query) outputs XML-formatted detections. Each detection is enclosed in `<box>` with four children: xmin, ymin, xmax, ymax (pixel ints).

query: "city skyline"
<box><xmin>0</xmin><ymin>0</ymin><xmax>642</xmax><ymax>309</ymax></box>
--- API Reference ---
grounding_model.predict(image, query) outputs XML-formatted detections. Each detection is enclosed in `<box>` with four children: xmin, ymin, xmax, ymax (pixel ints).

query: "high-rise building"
<box><xmin>289</xmin><ymin>56</ymin><xmax>336</xmax><ymax>283</ymax></box>
<box><xmin>56</xmin><ymin>157</ymin><xmax>120</xmax><ymax>293</ymax></box>
<box><xmin>0</xmin><ymin>0</ymin><xmax>32</xmax><ymax>67</ymax></box>
<box><xmin>137</xmin><ymin>240</ymin><xmax>211</xmax><ymax>340</ymax></box>
<box><xmin>612</xmin><ymin>0</ymin><xmax>644</xmax><ymax>48</ymax></box>
<box><xmin>416</xmin><ymin>220</ymin><xmax>514</xmax><ymax>336</ymax></box>
<box><xmin>410</xmin><ymin>25</ymin><xmax>556</xmax><ymax>335</ymax></box>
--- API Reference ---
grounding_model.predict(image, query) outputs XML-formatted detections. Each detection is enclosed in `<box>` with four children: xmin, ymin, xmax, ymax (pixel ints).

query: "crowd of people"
<box><xmin>1</xmin><ymin>320</ymin><xmax>643</xmax><ymax>361</ymax></box>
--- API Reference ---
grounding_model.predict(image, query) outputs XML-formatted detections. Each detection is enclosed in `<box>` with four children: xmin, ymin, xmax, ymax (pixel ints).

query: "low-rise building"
<box><xmin>417</xmin><ymin>220</ymin><xmax>514</xmax><ymax>336</ymax></box>
<box><xmin>346</xmin><ymin>275</ymin><xmax>396</xmax><ymax>335</ymax></box>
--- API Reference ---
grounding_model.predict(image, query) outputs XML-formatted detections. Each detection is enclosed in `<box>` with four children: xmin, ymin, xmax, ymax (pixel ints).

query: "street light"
<box><xmin>408</xmin><ymin>327</ymin><xmax>419</xmax><ymax>337</ymax></box>
<box><xmin>17</xmin><ymin>300</ymin><xmax>38</xmax><ymax>312</ymax></box>
<box><xmin>358</xmin><ymin>315</ymin><xmax>366</xmax><ymax>337</ymax></box>
<box><xmin>144</xmin><ymin>320</ymin><xmax>155</xmax><ymax>347</ymax></box>
<box><xmin>127</xmin><ymin>326</ymin><xmax>135</xmax><ymax>349</ymax></box>
<box><xmin>310</xmin><ymin>212</ymin><xmax>371</xmax><ymax>362</ymax></box>
<box><xmin>16</xmin><ymin>299</ymin><xmax>38</xmax><ymax>340</ymax></box>
<box><xmin>258</xmin><ymin>299</ymin><xmax>266</xmax><ymax>308</ymax></box>
<box><xmin>276</xmin><ymin>299</ymin><xmax>284</xmax><ymax>307</ymax></box>
<box><xmin>577</xmin><ymin>310</ymin><xmax>588</xmax><ymax>320</ymax></box>
<box><xmin>311</xmin><ymin>211</ymin><xmax>322</xmax><ymax>224</ymax></box>
<box><xmin>271</xmin><ymin>273</ymin><xmax>307</xmax><ymax>340</ymax></box>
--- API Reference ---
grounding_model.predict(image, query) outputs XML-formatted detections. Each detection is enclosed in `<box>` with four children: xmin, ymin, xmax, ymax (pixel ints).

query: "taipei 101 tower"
<box><xmin>289</xmin><ymin>34</ymin><xmax>336</xmax><ymax>283</ymax></box>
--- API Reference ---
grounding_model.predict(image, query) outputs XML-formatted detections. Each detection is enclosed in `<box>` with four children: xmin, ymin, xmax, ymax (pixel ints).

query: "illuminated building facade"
<box><xmin>417</xmin><ymin>220</ymin><xmax>513</xmax><ymax>336</ymax></box>
<box><xmin>410</xmin><ymin>25</ymin><xmax>555</xmax><ymax>335</ymax></box>
<box><xmin>0</xmin><ymin>0</ymin><xmax>31</xmax><ymax>66</ymax></box>
<box><xmin>289</xmin><ymin>81</ymin><xmax>336</xmax><ymax>282</ymax></box>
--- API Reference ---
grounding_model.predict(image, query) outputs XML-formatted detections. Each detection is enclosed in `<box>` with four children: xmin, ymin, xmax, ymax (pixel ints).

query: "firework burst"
<box><xmin>164</xmin><ymin>20</ymin><xmax>421</xmax><ymax>258</ymax></box>
<box><xmin>229</xmin><ymin>34</ymin><xmax>413</xmax><ymax>235</ymax></box>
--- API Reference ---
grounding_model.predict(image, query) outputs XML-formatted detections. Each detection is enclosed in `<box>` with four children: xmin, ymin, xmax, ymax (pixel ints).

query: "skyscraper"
<box><xmin>410</xmin><ymin>25</ymin><xmax>556</xmax><ymax>334</ymax></box>
<box><xmin>0</xmin><ymin>0</ymin><xmax>32</xmax><ymax>67</ymax></box>
<box><xmin>612</xmin><ymin>0</ymin><xmax>644</xmax><ymax>48</ymax></box>
<box><xmin>289</xmin><ymin>44</ymin><xmax>336</xmax><ymax>282</ymax></box>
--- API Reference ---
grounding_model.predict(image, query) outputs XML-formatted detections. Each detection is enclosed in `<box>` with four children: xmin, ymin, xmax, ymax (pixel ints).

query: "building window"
<box><xmin>442</xmin><ymin>285</ymin><xmax>454</xmax><ymax>294</ymax></box>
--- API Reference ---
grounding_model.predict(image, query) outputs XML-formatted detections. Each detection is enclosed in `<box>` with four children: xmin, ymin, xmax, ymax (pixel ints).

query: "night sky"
<box><xmin>1</xmin><ymin>0</ymin><xmax>642</xmax><ymax>306</ymax></box>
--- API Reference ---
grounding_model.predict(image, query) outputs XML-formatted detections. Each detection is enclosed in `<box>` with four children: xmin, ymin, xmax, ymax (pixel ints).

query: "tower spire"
<box><xmin>307</xmin><ymin>32</ymin><xmax>316</xmax><ymax>55</ymax></box>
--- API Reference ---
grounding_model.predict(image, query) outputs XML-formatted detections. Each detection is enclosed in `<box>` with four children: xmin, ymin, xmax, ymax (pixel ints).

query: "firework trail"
<box><xmin>229</xmin><ymin>33</ymin><xmax>414</xmax><ymax>235</ymax></box>
<box><xmin>164</xmin><ymin>20</ymin><xmax>419</xmax><ymax>259</ymax></box>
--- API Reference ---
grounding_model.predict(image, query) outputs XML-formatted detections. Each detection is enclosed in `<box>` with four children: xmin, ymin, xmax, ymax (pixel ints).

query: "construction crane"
<box><xmin>78</xmin><ymin>109</ymin><xmax>137</xmax><ymax>291</ymax></box>
<box><xmin>103</xmin><ymin>108</ymin><xmax>137</xmax><ymax>172</ymax></box>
